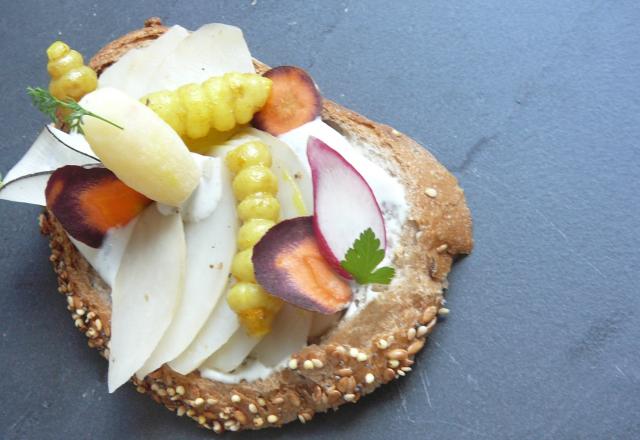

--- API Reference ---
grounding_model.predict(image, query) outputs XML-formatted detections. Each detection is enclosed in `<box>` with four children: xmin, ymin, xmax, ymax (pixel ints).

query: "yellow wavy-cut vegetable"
<box><xmin>142</xmin><ymin>73</ymin><xmax>271</xmax><ymax>140</ymax></box>
<box><xmin>225</xmin><ymin>140</ymin><xmax>283</xmax><ymax>336</ymax></box>
<box><xmin>46</xmin><ymin>41</ymin><xmax>97</xmax><ymax>101</ymax></box>
<box><xmin>237</xmin><ymin>192</ymin><xmax>280</xmax><ymax>222</ymax></box>
<box><xmin>227</xmin><ymin>283</ymin><xmax>283</xmax><ymax>337</ymax></box>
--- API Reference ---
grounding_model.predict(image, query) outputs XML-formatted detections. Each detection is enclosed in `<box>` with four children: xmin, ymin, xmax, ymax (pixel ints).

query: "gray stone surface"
<box><xmin>1</xmin><ymin>1</ymin><xmax>639</xmax><ymax>439</ymax></box>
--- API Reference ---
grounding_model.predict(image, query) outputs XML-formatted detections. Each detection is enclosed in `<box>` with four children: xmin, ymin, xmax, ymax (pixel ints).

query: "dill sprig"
<box><xmin>26</xmin><ymin>87</ymin><xmax>123</xmax><ymax>134</ymax></box>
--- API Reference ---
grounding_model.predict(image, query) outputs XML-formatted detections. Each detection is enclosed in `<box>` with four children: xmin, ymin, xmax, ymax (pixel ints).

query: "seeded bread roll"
<box><xmin>41</xmin><ymin>18</ymin><xmax>473</xmax><ymax>433</ymax></box>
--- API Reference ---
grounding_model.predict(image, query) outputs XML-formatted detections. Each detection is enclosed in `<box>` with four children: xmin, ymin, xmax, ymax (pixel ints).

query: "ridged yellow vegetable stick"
<box><xmin>79</xmin><ymin>88</ymin><xmax>200</xmax><ymax>206</ymax></box>
<box><xmin>225</xmin><ymin>139</ymin><xmax>283</xmax><ymax>337</ymax></box>
<box><xmin>142</xmin><ymin>72</ymin><xmax>271</xmax><ymax>140</ymax></box>
<box><xmin>46</xmin><ymin>40</ymin><xmax>97</xmax><ymax>101</ymax></box>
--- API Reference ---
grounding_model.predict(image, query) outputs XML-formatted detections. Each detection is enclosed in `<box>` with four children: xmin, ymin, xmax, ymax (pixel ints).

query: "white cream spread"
<box><xmin>200</xmin><ymin>358</ymin><xmax>275</xmax><ymax>383</ymax></box>
<box><xmin>156</xmin><ymin>153</ymin><xmax>222</xmax><ymax>222</ymax></box>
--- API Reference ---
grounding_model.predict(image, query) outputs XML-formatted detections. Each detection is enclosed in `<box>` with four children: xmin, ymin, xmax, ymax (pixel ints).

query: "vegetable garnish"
<box><xmin>26</xmin><ymin>87</ymin><xmax>123</xmax><ymax>134</ymax></box>
<box><xmin>340</xmin><ymin>228</ymin><xmax>395</xmax><ymax>285</ymax></box>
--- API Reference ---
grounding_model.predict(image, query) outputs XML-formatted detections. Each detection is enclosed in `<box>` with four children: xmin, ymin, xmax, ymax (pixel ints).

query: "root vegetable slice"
<box><xmin>69</xmin><ymin>219</ymin><xmax>138</xmax><ymax>287</ymax></box>
<box><xmin>164</xmin><ymin>139</ymin><xmax>248</xmax><ymax>375</ymax></box>
<box><xmin>253</xmin><ymin>216</ymin><xmax>351</xmax><ymax>314</ymax></box>
<box><xmin>168</xmin><ymin>297</ymin><xmax>239</xmax><ymax>375</ymax></box>
<box><xmin>98</xmin><ymin>25</ymin><xmax>190</xmax><ymax>99</ymax></box>
<box><xmin>45</xmin><ymin>166</ymin><xmax>151</xmax><ymax>248</ymax></box>
<box><xmin>79</xmin><ymin>87</ymin><xmax>200</xmax><ymax>207</ymax></box>
<box><xmin>0</xmin><ymin>127</ymin><xmax>99</xmax><ymax>206</ymax></box>
<box><xmin>180</xmin><ymin>155</ymin><xmax>223</xmax><ymax>223</ymax></box>
<box><xmin>0</xmin><ymin>172</ymin><xmax>53</xmax><ymax>206</ymax></box>
<box><xmin>246</xmin><ymin>128</ymin><xmax>313</xmax><ymax>218</ymax></box>
<box><xmin>201</xmin><ymin>327</ymin><xmax>262</xmax><ymax>373</ymax></box>
<box><xmin>148</xmin><ymin>23</ymin><xmax>255</xmax><ymax>93</ymax></box>
<box><xmin>136</xmin><ymin>162</ymin><xmax>237</xmax><ymax>378</ymax></box>
<box><xmin>45</xmin><ymin>125</ymin><xmax>98</xmax><ymax>160</ymax></box>
<box><xmin>307</xmin><ymin>136</ymin><xmax>386</xmax><ymax>278</ymax></box>
<box><xmin>252</xmin><ymin>304</ymin><xmax>312</xmax><ymax>367</ymax></box>
<box><xmin>251</xmin><ymin>66</ymin><xmax>322</xmax><ymax>136</ymax></box>
<box><xmin>108</xmin><ymin>206</ymin><xmax>185</xmax><ymax>392</ymax></box>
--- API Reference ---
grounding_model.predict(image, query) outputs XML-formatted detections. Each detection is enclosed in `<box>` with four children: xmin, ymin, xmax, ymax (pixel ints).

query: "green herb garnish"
<box><xmin>26</xmin><ymin>87</ymin><xmax>122</xmax><ymax>134</ymax></box>
<box><xmin>340</xmin><ymin>228</ymin><xmax>395</xmax><ymax>285</ymax></box>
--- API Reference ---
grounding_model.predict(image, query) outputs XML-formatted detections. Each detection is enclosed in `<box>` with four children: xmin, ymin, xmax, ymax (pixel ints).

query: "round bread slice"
<box><xmin>40</xmin><ymin>18</ymin><xmax>473</xmax><ymax>433</ymax></box>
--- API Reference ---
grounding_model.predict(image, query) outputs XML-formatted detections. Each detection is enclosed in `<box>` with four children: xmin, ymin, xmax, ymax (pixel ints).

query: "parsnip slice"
<box><xmin>201</xmin><ymin>327</ymin><xmax>262</xmax><ymax>373</ymax></box>
<box><xmin>148</xmin><ymin>23</ymin><xmax>255</xmax><ymax>93</ymax></box>
<box><xmin>253</xmin><ymin>304</ymin><xmax>312</xmax><ymax>367</ymax></box>
<box><xmin>168</xmin><ymin>298</ymin><xmax>240</xmax><ymax>375</ymax></box>
<box><xmin>108</xmin><ymin>206</ymin><xmax>185</xmax><ymax>392</ymax></box>
<box><xmin>137</xmin><ymin>161</ymin><xmax>237</xmax><ymax>378</ymax></box>
<box><xmin>0</xmin><ymin>127</ymin><xmax>98</xmax><ymax>206</ymax></box>
<box><xmin>98</xmin><ymin>25</ymin><xmax>190</xmax><ymax>99</ymax></box>
<box><xmin>247</xmin><ymin>128</ymin><xmax>313</xmax><ymax>218</ymax></box>
<box><xmin>69</xmin><ymin>218</ymin><xmax>138</xmax><ymax>287</ymax></box>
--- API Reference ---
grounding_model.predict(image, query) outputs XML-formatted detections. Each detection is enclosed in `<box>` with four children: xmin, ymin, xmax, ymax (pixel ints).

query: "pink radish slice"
<box><xmin>307</xmin><ymin>136</ymin><xmax>386</xmax><ymax>278</ymax></box>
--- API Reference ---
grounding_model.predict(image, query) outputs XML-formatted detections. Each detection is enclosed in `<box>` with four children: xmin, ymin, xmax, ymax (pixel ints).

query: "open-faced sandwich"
<box><xmin>0</xmin><ymin>18</ymin><xmax>473</xmax><ymax>432</ymax></box>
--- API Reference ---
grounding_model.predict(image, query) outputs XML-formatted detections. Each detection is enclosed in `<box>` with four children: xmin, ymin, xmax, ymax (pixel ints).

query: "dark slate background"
<box><xmin>1</xmin><ymin>1</ymin><xmax>639</xmax><ymax>439</ymax></box>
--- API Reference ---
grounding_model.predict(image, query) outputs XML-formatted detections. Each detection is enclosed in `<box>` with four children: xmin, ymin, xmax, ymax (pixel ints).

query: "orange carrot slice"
<box><xmin>251</xmin><ymin>66</ymin><xmax>322</xmax><ymax>136</ymax></box>
<box><xmin>45</xmin><ymin>165</ymin><xmax>151</xmax><ymax>247</ymax></box>
<box><xmin>252</xmin><ymin>216</ymin><xmax>351</xmax><ymax>314</ymax></box>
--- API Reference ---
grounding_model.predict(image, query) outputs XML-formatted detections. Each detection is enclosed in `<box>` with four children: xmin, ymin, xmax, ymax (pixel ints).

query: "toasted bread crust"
<box><xmin>42</xmin><ymin>19</ymin><xmax>473</xmax><ymax>433</ymax></box>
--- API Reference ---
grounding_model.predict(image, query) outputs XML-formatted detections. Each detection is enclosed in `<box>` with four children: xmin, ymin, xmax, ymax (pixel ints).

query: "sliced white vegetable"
<box><xmin>0</xmin><ymin>127</ymin><xmax>99</xmax><ymax>205</ymax></box>
<box><xmin>80</xmin><ymin>88</ymin><xmax>200</xmax><ymax>207</ymax></box>
<box><xmin>210</xmin><ymin>128</ymin><xmax>313</xmax><ymax>218</ymax></box>
<box><xmin>166</xmin><ymin>143</ymin><xmax>245</xmax><ymax>375</ymax></box>
<box><xmin>0</xmin><ymin>173</ymin><xmax>51</xmax><ymax>206</ymax></box>
<box><xmin>248</xmin><ymin>128</ymin><xmax>313</xmax><ymax>218</ymax></box>
<box><xmin>202</xmin><ymin>327</ymin><xmax>262</xmax><ymax>373</ymax></box>
<box><xmin>98</xmin><ymin>25</ymin><xmax>190</xmax><ymax>99</ymax></box>
<box><xmin>108</xmin><ymin>206</ymin><xmax>185</xmax><ymax>392</ymax></box>
<box><xmin>45</xmin><ymin>125</ymin><xmax>98</xmax><ymax>160</ymax></box>
<box><xmin>148</xmin><ymin>23</ymin><xmax>255</xmax><ymax>93</ymax></box>
<box><xmin>168</xmin><ymin>298</ymin><xmax>239</xmax><ymax>375</ymax></box>
<box><xmin>136</xmin><ymin>162</ymin><xmax>237</xmax><ymax>378</ymax></box>
<box><xmin>252</xmin><ymin>304</ymin><xmax>312</xmax><ymax>367</ymax></box>
<box><xmin>70</xmin><ymin>218</ymin><xmax>138</xmax><ymax>287</ymax></box>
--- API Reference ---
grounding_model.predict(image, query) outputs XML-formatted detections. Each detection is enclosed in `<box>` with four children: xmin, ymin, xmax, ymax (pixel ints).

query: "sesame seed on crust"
<box><xmin>417</xmin><ymin>325</ymin><xmax>429</xmax><ymax>337</ymax></box>
<box><xmin>365</xmin><ymin>373</ymin><xmax>375</xmax><ymax>384</ymax></box>
<box><xmin>424</xmin><ymin>187</ymin><xmax>438</xmax><ymax>198</ymax></box>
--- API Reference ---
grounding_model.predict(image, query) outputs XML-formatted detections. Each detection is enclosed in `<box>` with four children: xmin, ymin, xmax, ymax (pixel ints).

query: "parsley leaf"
<box><xmin>26</xmin><ymin>87</ymin><xmax>123</xmax><ymax>134</ymax></box>
<box><xmin>340</xmin><ymin>228</ymin><xmax>395</xmax><ymax>285</ymax></box>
